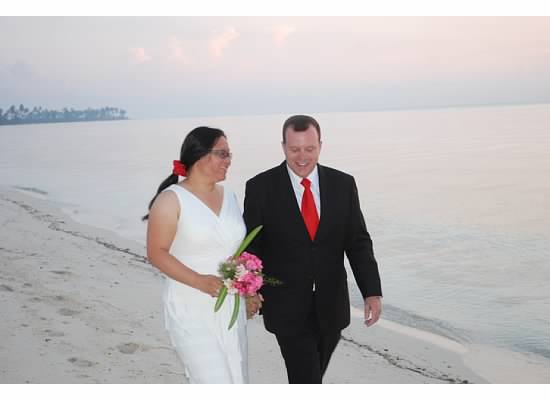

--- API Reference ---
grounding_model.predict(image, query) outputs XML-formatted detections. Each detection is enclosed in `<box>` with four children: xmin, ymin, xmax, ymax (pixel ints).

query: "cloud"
<box><xmin>130</xmin><ymin>47</ymin><xmax>151</xmax><ymax>64</ymax></box>
<box><xmin>273</xmin><ymin>26</ymin><xmax>296</xmax><ymax>47</ymax></box>
<box><xmin>209</xmin><ymin>27</ymin><xmax>239</xmax><ymax>59</ymax></box>
<box><xmin>168</xmin><ymin>37</ymin><xmax>188</xmax><ymax>65</ymax></box>
<box><xmin>3</xmin><ymin>60</ymin><xmax>39</xmax><ymax>81</ymax></box>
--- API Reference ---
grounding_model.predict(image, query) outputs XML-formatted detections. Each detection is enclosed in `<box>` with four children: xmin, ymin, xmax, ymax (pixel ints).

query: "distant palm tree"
<box><xmin>0</xmin><ymin>104</ymin><xmax>128</xmax><ymax>125</ymax></box>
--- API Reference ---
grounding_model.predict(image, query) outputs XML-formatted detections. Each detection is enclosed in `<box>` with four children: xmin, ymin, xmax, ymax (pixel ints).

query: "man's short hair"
<box><xmin>282</xmin><ymin>115</ymin><xmax>321</xmax><ymax>143</ymax></box>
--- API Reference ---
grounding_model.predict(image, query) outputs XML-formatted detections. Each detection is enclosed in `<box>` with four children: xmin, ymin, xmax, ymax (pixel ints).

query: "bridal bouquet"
<box><xmin>214</xmin><ymin>225</ymin><xmax>279</xmax><ymax>329</ymax></box>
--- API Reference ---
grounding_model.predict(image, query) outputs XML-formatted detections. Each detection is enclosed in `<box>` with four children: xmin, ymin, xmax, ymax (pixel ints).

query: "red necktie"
<box><xmin>301</xmin><ymin>178</ymin><xmax>319</xmax><ymax>240</ymax></box>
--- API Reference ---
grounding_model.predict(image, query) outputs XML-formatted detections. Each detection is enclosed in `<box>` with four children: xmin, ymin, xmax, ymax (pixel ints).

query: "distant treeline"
<box><xmin>0</xmin><ymin>104</ymin><xmax>128</xmax><ymax>125</ymax></box>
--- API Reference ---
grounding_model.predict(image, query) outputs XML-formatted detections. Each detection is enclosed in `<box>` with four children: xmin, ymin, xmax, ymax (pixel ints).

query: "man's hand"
<box><xmin>364</xmin><ymin>296</ymin><xmax>382</xmax><ymax>327</ymax></box>
<box><xmin>245</xmin><ymin>293</ymin><xmax>264</xmax><ymax>319</ymax></box>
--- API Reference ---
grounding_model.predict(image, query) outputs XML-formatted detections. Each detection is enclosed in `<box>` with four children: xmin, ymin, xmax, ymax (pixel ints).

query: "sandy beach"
<box><xmin>0</xmin><ymin>186</ymin><xmax>528</xmax><ymax>384</ymax></box>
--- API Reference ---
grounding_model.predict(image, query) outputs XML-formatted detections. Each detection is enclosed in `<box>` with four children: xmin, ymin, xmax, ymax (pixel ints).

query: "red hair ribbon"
<box><xmin>172</xmin><ymin>160</ymin><xmax>187</xmax><ymax>177</ymax></box>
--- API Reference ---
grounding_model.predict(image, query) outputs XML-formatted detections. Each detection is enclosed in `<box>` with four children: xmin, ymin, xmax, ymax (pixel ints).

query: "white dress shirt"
<box><xmin>286</xmin><ymin>163</ymin><xmax>321</xmax><ymax>217</ymax></box>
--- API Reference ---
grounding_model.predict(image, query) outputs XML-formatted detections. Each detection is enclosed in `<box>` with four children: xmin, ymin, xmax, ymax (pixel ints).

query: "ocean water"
<box><xmin>1</xmin><ymin>104</ymin><xmax>549</xmax><ymax>365</ymax></box>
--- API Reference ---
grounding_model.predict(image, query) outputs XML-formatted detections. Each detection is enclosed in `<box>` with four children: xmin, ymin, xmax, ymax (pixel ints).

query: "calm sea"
<box><xmin>1</xmin><ymin>104</ymin><xmax>549</xmax><ymax>365</ymax></box>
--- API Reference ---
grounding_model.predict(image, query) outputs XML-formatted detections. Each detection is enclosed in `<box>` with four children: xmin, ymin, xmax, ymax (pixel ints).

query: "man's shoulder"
<box><xmin>246</xmin><ymin>164</ymin><xmax>283</xmax><ymax>186</ymax></box>
<box><xmin>319</xmin><ymin>164</ymin><xmax>354</xmax><ymax>182</ymax></box>
<box><xmin>246</xmin><ymin>163</ymin><xmax>355</xmax><ymax>186</ymax></box>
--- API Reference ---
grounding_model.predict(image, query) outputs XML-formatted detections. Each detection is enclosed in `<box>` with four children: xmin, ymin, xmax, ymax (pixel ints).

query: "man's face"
<box><xmin>282</xmin><ymin>124</ymin><xmax>322</xmax><ymax>178</ymax></box>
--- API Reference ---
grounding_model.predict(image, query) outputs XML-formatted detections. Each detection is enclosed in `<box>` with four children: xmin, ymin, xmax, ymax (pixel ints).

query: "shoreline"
<box><xmin>1</xmin><ymin>186</ymin><xmax>545</xmax><ymax>383</ymax></box>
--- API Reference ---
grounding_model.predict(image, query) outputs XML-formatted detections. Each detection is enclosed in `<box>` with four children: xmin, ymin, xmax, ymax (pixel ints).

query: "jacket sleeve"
<box><xmin>344</xmin><ymin>177</ymin><xmax>382</xmax><ymax>299</ymax></box>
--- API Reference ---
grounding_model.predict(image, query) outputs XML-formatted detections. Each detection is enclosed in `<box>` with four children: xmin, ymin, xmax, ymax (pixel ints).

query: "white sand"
<box><xmin>3</xmin><ymin>186</ymin><xmax>544</xmax><ymax>384</ymax></box>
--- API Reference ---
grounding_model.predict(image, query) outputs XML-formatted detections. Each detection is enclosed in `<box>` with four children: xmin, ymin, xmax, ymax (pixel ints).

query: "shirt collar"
<box><xmin>286</xmin><ymin>163</ymin><xmax>319</xmax><ymax>187</ymax></box>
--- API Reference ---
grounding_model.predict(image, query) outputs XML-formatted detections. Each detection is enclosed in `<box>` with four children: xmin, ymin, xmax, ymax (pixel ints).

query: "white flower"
<box><xmin>227</xmin><ymin>287</ymin><xmax>238</xmax><ymax>295</ymax></box>
<box><xmin>223</xmin><ymin>278</ymin><xmax>233</xmax><ymax>289</ymax></box>
<box><xmin>235</xmin><ymin>264</ymin><xmax>248</xmax><ymax>280</ymax></box>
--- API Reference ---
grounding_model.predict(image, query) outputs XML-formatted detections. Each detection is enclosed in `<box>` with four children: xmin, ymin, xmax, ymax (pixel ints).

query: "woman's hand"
<box><xmin>194</xmin><ymin>274</ymin><xmax>224</xmax><ymax>297</ymax></box>
<box><xmin>245</xmin><ymin>293</ymin><xmax>264</xmax><ymax>319</ymax></box>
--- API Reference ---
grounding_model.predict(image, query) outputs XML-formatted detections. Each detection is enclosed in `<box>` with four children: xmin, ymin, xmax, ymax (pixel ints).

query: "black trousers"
<box><xmin>274</xmin><ymin>294</ymin><xmax>341</xmax><ymax>384</ymax></box>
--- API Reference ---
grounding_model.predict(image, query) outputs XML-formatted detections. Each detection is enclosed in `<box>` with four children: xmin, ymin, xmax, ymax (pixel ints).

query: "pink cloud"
<box><xmin>273</xmin><ymin>26</ymin><xmax>296</xmax><ymax>47</ymax></box>
<box><xmin>209</xmin><ymin>27</ymin><xmax>239</xmax><ymax>59</ymax></box>
<box><xmin>168</xmin><ymin>37</ymin><xmax>188</xmax><ymax>65</ymax></box>
<box><xmin>130</xmin><ymin>47</ymin><xmax>151</xmax><ymax>64</ymax></box>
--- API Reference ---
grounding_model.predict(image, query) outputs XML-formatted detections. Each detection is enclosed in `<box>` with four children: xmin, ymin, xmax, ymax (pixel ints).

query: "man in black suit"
<box><xmin>243</xmin><ymin>115</ymin><xmax>382</xmax><ymax>384</ymax></box>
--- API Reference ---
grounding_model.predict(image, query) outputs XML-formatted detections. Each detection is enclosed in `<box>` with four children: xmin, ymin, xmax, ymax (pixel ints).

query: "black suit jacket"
<box><xmin>243</xmin><ymin>162</ymin><xmax>382</xmax><ymax>335</ymax></box>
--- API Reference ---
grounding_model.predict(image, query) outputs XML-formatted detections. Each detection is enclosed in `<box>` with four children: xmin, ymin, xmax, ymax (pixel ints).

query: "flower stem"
<box><xmin>234</xmin><ymin>225</ymin><xmax>263</xmax><ymax>257</ymax></box>
<box><xmin>228</xmin><ymin>294</ymin><xmax>240</xmax><ymax>330</ymax></box>
<box><xmin>214</xmin><ymin>286</ymin><xmax>228</xmax><ymax>312</ymax></box>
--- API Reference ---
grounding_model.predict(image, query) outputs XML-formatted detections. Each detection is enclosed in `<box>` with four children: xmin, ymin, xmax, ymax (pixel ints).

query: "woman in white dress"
<box><xmin>143</xmin><ymin>127</ymin><xmax>260</xmax><ymax>383</ymax></box>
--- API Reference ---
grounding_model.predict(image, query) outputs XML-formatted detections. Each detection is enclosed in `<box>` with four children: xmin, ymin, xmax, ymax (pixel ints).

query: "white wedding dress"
<box><xmin>162</xmin><ymin>184</ymin><xmax>248</xmax><ymax>383</ymax></box>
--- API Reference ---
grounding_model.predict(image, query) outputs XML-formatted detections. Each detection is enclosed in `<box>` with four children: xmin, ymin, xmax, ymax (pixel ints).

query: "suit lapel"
<box><xmin>315</xmin><ymin>164</ymin><xmax>330</xmax><ymax>242</ymax></box>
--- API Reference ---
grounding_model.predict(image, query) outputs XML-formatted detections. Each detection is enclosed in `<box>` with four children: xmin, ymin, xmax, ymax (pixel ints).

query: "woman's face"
<box><xmin>200</xmin><ymin>136</ymin><xmax>232</xmax><ymax>182</ymax></box>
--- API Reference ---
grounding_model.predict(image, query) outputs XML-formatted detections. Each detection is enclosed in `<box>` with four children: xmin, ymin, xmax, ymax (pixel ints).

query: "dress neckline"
<box><xmin>175</xmin><ymin>184</ymin><xmax>226</xmax><ymax>219</ymax></box>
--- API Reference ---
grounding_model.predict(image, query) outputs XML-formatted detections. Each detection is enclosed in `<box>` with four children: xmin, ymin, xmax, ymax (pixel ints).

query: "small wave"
<box><xmin>515</xmin><ymin>342</ymin><xmax>550</xmax><ymax>360</ymax></box>
<box><xmin>350</xmin><ymin>299</ymin><xmax>471</xmax><ymax>345</ymax></box>
<box><xmin>13</xmin><ymin>186</ymin><xmax>48</xmax><ymax>195</ymax></box>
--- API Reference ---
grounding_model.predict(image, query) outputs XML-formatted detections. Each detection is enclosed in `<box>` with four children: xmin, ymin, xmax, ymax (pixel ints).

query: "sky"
<box><xmin>2</xmin><ymin>14</ymin><xmax>550</xmax><ymax>118</ymax></box>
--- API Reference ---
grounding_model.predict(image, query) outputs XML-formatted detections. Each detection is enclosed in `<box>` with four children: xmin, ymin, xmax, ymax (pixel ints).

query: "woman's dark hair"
<box><xmin>142</xmin><ymin>126</ymin><xmax>226</xmax><ymax>221</ymax></box>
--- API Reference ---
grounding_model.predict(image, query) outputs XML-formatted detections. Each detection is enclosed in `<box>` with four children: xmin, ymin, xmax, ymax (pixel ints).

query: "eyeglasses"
<box><xmin>210</xmin><ymin>149</ymin><xmax>233</xmax><ymax>160</ymax></box>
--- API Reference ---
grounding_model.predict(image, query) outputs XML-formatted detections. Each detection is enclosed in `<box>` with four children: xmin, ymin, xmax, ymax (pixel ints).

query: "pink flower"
<box><xmin>245</xmin><ymin>259</ymin><xmax>260</xmax><ymax>271</ymax></box>
<box><xmin>234</xmin><ymin>272</ymin><xmax>264</xmax><ymax>296</ymax></box>
<box><xmin>239</xmin><ymin>252</ymin><xmax>263</xmax><ymax>271</ymax></box>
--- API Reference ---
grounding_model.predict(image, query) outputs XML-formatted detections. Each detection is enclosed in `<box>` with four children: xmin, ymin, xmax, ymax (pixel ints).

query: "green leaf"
<box><xmin>234</xmin><ymin>225</ymin><xmax>263</xmax><ymax>257</ymax></box>
<box><xmin>214</xmin><ymin>286</ymin><xmax>228</xmax><ymax>312</ymax></box>
<box><xmin>228</xmin><ymin>294</ymin><xmax>240</xmax><ymax>330</ymax></box>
